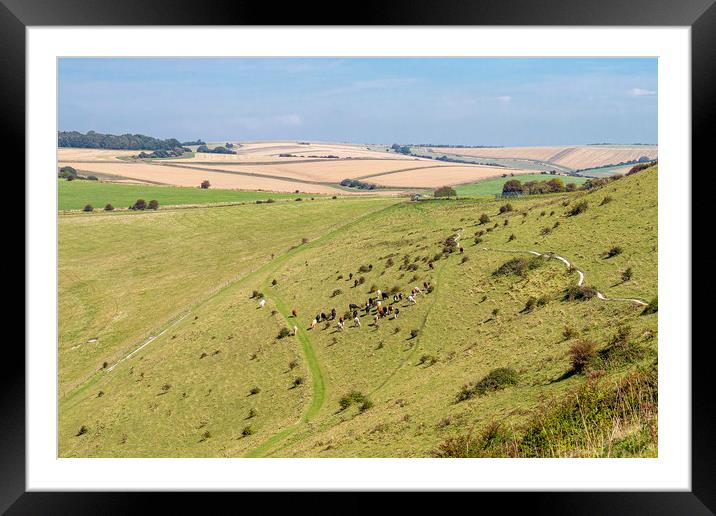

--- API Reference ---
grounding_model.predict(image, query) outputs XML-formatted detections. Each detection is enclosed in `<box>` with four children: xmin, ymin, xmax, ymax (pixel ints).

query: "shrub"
<box><xmin>508</xmin><ymin>234</ymin><xmax>516</xmax><ymax>242</ymax></box>
<box><xmin>104</xmin><ymin>203</ymin><xmax>114</xmax><ymax>211</ymax></box>
<box><xmin>271</xmin><ymin>279</ymin><xmax>278</xmax><ymax>286</ymax></box>
<box><xmin>76</xmin><ymin>425</ymin><xmax>88</xmax><ymax>437</ymax></box>
<box><xmin>610</xmin><ymin>325</ymin><xmax>632</xmax><ymax>347</ymax></box>
<box><xmin>247</xmin><ymin>408</ymin><xmax>257</xmax><ymax>418</ymax></box>
<box><xmin>385</xmin><ymin>257</ymin><xmax>394</xmax><ymax>267</ymax></box>
<box><xmin>642</xmin><ymin>297</ymin><xmax>658</xmax><ymax>315</ymax></box>
<box><xmin>277</xmin><ymin>327</ymin><xmax>292</xmax><ymax>339</ymax></box>
<box><xmin>499</xmin><ymin>203</ymin><xmax>513</xmax><ymax>214</ymax></box>
<box><xmin>564</xmin><ymin>285</ymin><xmax>598</xmax><ymax>301</ymax></box>
<box><xmin>434</xmin><ymin>186</ymin><xmax>457</xmax><ymax>198</ymax></box>
<box><xmin>540</xmin><ymin>226</ymin><xmax>552</xmax><ymax>236</ymax></box>
<box><xmin>148</xmin><ymin>199</ymin><xmax>159</xmax><ymax>210</ymax></box>
<box><xmin>493</xmin><ymin>256</ymin><xmax>543</xmax><ymax>277</ymax></box>
<box><xmin>292</xmin><ymin>376</ymin><xmax>305</xmax><ymax>387</ymax></box>
<box><xmin>83</xmin><ymin>204</ymin><xmax>93</xmax><ymax>212</ymax></box>
<box><xmin>358</xmin><ymin>264</ymin><xmax>370</xmax><ymax>273</ymax></box>
<box><xmin>242</xmin><ymin>425</ymin><xmax>254</xmax><ymax>436</ymax></box>
<box><xmin>201</xmin><ymin>180</ymin><xmax>210</xmax><ymax>189</ymax></box>
<box><xmin>479</xmin><ymin>213</ymin><xmax>491</xmax><ymax>225</ymax></box>
<box><xmin>288</xmin><ymin>359</ymin><xmax>299</xmax><ymax>370</ymax></box>
<box><xmin>339</xmin><ymin>390</ymin><xmax>369</xmax><ymax>411</ymax></box>
<box><xmin>456</xmin><ymin>368</ymin><xmax>519</xmax><ymax>402</ymax></box>
<box><xmin>600</xmin><ymin>196</ymin><xmax>613</xmax><ymax>206</ymax></box>
<box><xmin>621</xmin><ymin>267</ymin><xmax>633</xmax><ymax>282</ymax></box>
<box><xmin>461</xmin><ymin>256</ymin><xmax>469</xmax><ymax>264</ymax></box>
<box><xmin>359</xmin><ymin>399</ymin><xmax>374</xmax><ymax>412</ymax></box>
<box><xmin>569</xmin><ymin>340</ymin><xmax>597</xmax><ymax>372</ymax></box>
<box><xmin>410</xmin><ymin>329</ymin><xmax>420</xmax><ymax>339</ymax></box>
<box><xmin>605</xmin><ymin>246</ymin><xmax>623</xmax><ymax>258</ymax></box>
<box><xmin>250</xmin><ymin>290</ymin><xmax>264</xmax><ymax>299</ymax></box>
<box><xmin>249</xmin><ymin>386</ymin><xmax>261</xmax><ymax>395</ymax></box>
<box><xmin>491</xmin><ymin>308</ymin><xmax>500</xmax><ymax>318</ymax></box>
<box><xmin>563</xmin><ymin>325</ymin><xmax>578</xmax><ymax>340</ymax></box>
<box><xmin>331</xmin><ymin>289</ymin><xmax>342</xmax><ymax>297</ymax></box>
<box><xmin>474</xmin><ymin>237</ymin><xmax>483</xmax><ymax>245</ymax></box>
<box><xmin>567</xmin><ymin>200</ymin><xmax>588</xmax><ymax>216</ymax></box>
<box><xmin>132</xmin><ymin>199</ymin><xmax>147</xmax><ymax>210</ymax></box>
<box><xmin>418</xmin><ymin>354</ymin><xmax>438</xmax><ymax>366</ymax></box>
<box><xmin>524</xmin><ymin>296</ymin><xmax>537</xmax><ymax>311</ymax></box>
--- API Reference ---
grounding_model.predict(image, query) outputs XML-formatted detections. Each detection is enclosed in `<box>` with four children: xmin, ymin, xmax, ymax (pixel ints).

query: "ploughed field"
<box><xmin>58</xmin><ymin>167</ymin><xmax>658</xmax><ymax>458</ymax></box>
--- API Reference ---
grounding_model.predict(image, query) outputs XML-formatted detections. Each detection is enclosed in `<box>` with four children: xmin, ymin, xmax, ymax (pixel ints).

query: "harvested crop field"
<box><xmin>174</xmin><ymin>141</ymin><xmax>419</xmax><ymax>162</ymax></box>
<box><xmin>430</xmin><ymin>145</ymin><xmax>657</xmax><ymax>170</ymax></box>
<box><xmin>367</xmin><ymin>164</ymin><xmax>519</xmax><ymax>188</ymax></box>
<box><xmin>170</xmin><ymin>160</ymin><xmax>455</xmax><ymax>183</ymax></box>
<box><xmin>62</xmin><ymin>162</ymin><xmax>346</xmax><ymax>194</ymax></box>
<box><xmin>58</xmin><ymin>148</ymin><xmax>140</xmax><ymax>161</ymax></box>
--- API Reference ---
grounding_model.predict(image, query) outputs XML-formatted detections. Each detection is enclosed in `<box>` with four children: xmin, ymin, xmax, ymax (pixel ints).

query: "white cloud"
<box><xmin>496</xmin><ymin>95</ymin><xmax>512</xmax><ymax>104</ymax></box>
<box><xmin>629</xmin><ymin>88</ymin><xmax>657</xmax><ymax>97</ymax></box>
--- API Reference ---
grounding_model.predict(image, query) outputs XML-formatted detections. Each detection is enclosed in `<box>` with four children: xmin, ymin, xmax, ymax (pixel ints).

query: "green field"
<box><xmin>58</xmin><ymin>179</ymin><xmax>306</xmax><ymax>211</ymax></box>
<box><xmin>454</xmin><ymin>174</ymin><xmax>589</xmax><ymax>197</ymax></box>
<box><xmin>58</xmin><ymin>167</ymin><xmax>658</xmax><ymax>458</ymax></box>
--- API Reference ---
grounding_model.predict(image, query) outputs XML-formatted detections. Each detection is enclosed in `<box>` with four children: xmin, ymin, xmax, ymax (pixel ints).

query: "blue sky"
<box><xmin>58</xmin><ymin>58</ymin><xmax>657</xmax><ymax>146</ymax></box>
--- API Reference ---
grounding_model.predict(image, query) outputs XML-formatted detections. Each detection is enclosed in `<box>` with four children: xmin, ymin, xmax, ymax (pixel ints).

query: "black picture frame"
<box><xmin>5</xmin><ymin>0</ymin><xmax>712</xmax><ymax>512</ymax></box>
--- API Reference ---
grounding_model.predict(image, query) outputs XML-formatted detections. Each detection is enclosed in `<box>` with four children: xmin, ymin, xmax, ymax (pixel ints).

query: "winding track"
<box><xmin>479</xmin><ymin>246</ymin><xmax>648</xmax><ymax>305</ymax></box>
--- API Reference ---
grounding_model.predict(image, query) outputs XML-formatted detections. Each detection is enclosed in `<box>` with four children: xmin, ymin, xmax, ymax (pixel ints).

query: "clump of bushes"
<box><xmin>339</xmin><ymin>390</ymin><xmax>373</xmax><ymax>412</ymax></box>
<box><xmin>493</xmin><ymin>256</ymin><xmax>543</xmax><ymax>277</ymax></box>
<box><xmin>499</xmin><ymin>203</ymin><xmax>513</xmax><ymax>214</ymax></box>
<box><xmin>418</xmin><ymin>354</ymin><xmax>438</xmax><ymax>366</ymax></box>
<box><xmin>564</xmin><ymin>285</ymin><xmax>598</xmax><ymax>301</ymax></box>
<box><xmin>456</xmin><ymin>368</ymin><xmax>519</xmax><ymax>402</ymax></box>
<box><xmin>567</xmin><ymin>200</ymin><xmax>588</xmax><ymax>216</ymax></box>
<box><xmin>277</xmin><ymin>327</ymin><xmax>292</xmax><ymax>339</ymax></box>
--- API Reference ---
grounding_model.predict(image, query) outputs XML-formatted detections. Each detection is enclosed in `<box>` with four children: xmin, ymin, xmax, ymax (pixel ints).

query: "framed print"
<box><xmin>6</xmin><ymin>0</ymin><xmax>713</xmax><ymax>511</ymax></box>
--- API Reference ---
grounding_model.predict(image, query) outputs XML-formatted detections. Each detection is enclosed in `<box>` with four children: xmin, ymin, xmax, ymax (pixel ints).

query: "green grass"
<box><xmin>58</xmin><ymin>167</ymin><xmax>657</xmax><ymax>458</ymax></box>
<box><xmin>454</xmin><ymin>174</ymin><xmax>589</xmax><ymax>197</ymax></box>
<box><xmin>58</xmin><ymin>179</ymin><xmax>306</xmax><ymax>211</ymax></box>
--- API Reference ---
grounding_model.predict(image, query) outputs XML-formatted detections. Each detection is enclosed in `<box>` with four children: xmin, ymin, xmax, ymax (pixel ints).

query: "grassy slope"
<box><xmin>59</xmin><ymin>167</ymin><xmax>657</xmax><ymax>457</ymax></box>
<box><xmin>58</xmin><ymin>179</ymin><xmax>303</xmax><ymax>211</ymax></box>
<box><xmin>58</xmin><ymin>198</ymin><xmax>397</xmax><ymax>398</ymax></box>
<box><xmin>454</xmin><ymin>174</ymin><xmax>589</xmax><ymax>197</ymax></box>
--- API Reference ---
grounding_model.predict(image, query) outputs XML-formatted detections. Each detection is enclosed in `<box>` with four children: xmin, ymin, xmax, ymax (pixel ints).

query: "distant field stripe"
<box><xmin>58</xmin><ymin>179</ymin><xmax>299</xmax><ymax>210</ymax></box>
<box><xmin>161</xmin><ymin>162</ymin><xmax>336</xmax><ymax>186</ymax></box>
<box><xmin>352</xmin><ymin>164</ymin><xmax>453</xmax><ymax>180</ymax></box>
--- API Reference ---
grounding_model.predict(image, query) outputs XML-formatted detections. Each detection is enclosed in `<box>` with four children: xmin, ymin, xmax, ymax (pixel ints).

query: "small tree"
<box><xmin>148</xmin><ymin>199</ymin><xmax>159</xmax><ymax>210</ymax></box>
<box><xmin>200</xmin><ymin>180</ymin><xmax>211</xmax><ymax>189</ymax></box>
<box><xmin>104</xmin><ymin>203</ymin><xmax>114</xmax><ymax>211</ymax></box>
<box><xmin>479</xmin><ymin>213</ymin><xmax>491</xmax><ymax>225</ymax></box>
<box><xmin>133</xmin><ymin>199</ymin><xmax>147</xmax><ymax>210</ymax></box>
<box><xmin>83</xmin><ymin>204</ymin><xmax>93</xmax><ymax>212</ymax></box>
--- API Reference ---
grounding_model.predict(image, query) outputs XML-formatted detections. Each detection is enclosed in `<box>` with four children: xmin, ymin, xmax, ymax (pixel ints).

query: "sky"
<box><xmin>58</xmin><ymin>58</ymin><xmax>657</xmax><ymax>146</ymax></box>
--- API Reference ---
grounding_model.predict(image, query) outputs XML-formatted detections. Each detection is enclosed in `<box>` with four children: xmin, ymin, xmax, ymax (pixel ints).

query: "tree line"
<box><xmin>58</xmin><ymin>131</ymin><xmax>184</xmax><ymax>150</ymax></box>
